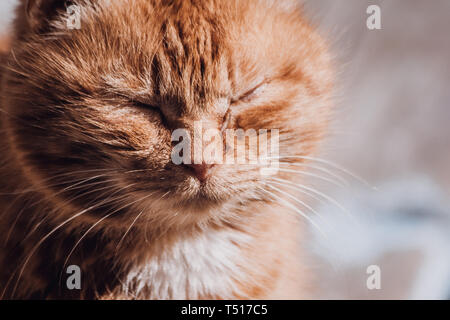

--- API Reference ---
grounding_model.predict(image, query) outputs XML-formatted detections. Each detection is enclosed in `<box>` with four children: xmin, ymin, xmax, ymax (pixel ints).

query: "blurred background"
<box><xmin>1</xmin><ymin>0</ymin><xmax>449</xmax><ymax>299</ymax></box>
<box><xmin>304</xmin><ymin>0</ymin><xmax>450</xmax><ymax>299</ymax></box>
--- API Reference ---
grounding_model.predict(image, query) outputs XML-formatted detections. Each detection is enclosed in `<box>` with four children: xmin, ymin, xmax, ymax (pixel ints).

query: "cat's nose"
<box><xmin>185</xmin><ymin>163</ymin><xmax>216</xmax><ymax>182</ymax></box>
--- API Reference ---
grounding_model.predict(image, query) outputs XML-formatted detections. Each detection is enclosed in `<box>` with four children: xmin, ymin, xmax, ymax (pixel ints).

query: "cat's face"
<box><xmin>4</xmin><ymin>0</ymin><xmax>332</xmax><ymax>230</ymax></box>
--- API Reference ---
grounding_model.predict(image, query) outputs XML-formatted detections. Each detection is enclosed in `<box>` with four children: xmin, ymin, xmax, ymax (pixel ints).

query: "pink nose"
<box><xmin>185</xmin><ymin>163</ymin><xmax>216</xmax><ymax>182</ymax></box>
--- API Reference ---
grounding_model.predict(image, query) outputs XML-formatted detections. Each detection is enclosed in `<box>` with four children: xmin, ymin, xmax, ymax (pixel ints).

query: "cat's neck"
<box><xmin>100</xmin><ymin>206</ymin><xmax>305</xmax><ymax>299</ymax></box>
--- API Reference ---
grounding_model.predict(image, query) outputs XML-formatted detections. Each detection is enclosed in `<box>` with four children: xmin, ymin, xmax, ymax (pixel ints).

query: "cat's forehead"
<box><xmin>92</xmin><ymin>0</ymin><xmax>255</xmax><ymax>113</ymax></box>
<box><xmin>151</xmin><ymin>17</ymin><xmax>232</xmax><ymax>112</ymax></box>
<box><xmin>53</xmin><ymin>0</ymin><xmax>321</xmax><ymax>114</ymax></box>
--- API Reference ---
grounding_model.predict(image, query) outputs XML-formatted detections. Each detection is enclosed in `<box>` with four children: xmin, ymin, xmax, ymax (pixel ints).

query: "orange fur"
<box><xmin>0</xmin><ymin>0</ymin><xmax>332</xmax><ymax>299</ymax></box>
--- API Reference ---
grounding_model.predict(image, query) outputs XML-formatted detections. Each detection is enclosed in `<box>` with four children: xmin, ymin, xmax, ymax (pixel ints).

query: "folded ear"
<box><xmin>25</xmin><ymin>0</ymin><xmax>75</xmax><ymax>32</ymax></box>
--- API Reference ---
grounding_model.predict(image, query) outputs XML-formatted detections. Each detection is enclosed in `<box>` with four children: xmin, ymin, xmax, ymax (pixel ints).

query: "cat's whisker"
<box><xmin>258</xmin><ymin>187</ymin><xmax>326</xmax><ymax>238</ymax></box>
<box><xmin>4</xmin><ymin>201</ymin><xmax>30</xmax><ymax>245</ymax></box>
<box><xmin>22</xmin><ymin>187</ymin><xmax>127</xmax><ymax>296</ymax></box>
<box><xmin>278</xmin><ymin>162</ymin><xmax>349</xmax><ymax>186</ymax></box>
<box><xmin>121</xmin><ymin>168</ymin><xmax>163</xmax><ymax>175</ymax></box>
<box><xmin>58</xmin><ymin>191</ymin><xmax>134</xmax><ymax>288</ymax></box>
<box><xmin>161</xmin><ymin>191</ymin><xmax>171</xmax><ymax>199</ymax></box>
<box><xmin>4</xmin><ymin>179</ymin><xmax>116</xmax><ymax>245</ymax></box>
<box><xmin>272</xmin><ymin>179</ymin><xmax>339</xmax><ymax>208</ymax></box>
<box><xmin>275</xmin><ymin>168</ymin><xmax>346</xmax><ymax>188</ymax></box>
<box><xmin>264</xmin><ymin>183</ymin><xmax>328</xmax><ymax>226</ymax></box>
<box><xmin>43</xmin><ymin>167</ymin><xmax>122</xmax><ymax>181</ymax></box>
<box><xmin>60</xmin><ymin>174</ymin><xmax>112</xmax><ymax>192</ymax></box>
<box><xmin>270</xmin><ymin>177</ymin><xmax>352</xmax><ymax>219</ymax></box>
<box><xmin>0</xmin><ymin>168</ymin><xmax>115</xmax><ymax>196</ymax></box>
<box><xmin>60</xmin><ymin>192</ymin><xmax>156</xmax><ymax>283</ymax></box>
<box><xmin>2</xmin><ymin>193</ymin><xmax>33</xmax><ymax>244</ymax></box>
<box><xmin>115</xmin><ymin>208</ymin><xmax>147</xmax><ymax>252</ymax></box>
<box><xmin>265</xmin><ymin>155</ymin><xmax>374</xmax><ymax>189</ymax></box>
<box><xmin>7</xmin><ymin>202</ymin><xmax>104</xmax><ymax>299</ymax></box>
<box><xmin>33</xmin><ymin>176</ymin><xmax>128</xmax><ymax>211</ymax></box>
<box><xmin>265</xmin><ymin>178</ymin><xmax>325</xmax><ymax>204</ymax></box>
<box><xmin>5</xmin><ymin>182</ymin><xmax>139</xmax><ymax>298</ymax></box>
<box><xmin>144</xmin><ymin>217</ymin><xmax>151</xmax><ymax>244</ymax></box>
<box><xmin>20</xmin><ymin>184</ymin><xmax>119</xmax><ymax>241</ymax></box>
<box><xmin>21</xmin><ymin>216</ymin><xmax>48</xmax><ymax>246</ymax></box>
<box><xmin>4</xmin><ymin>175</ymin><xmax>132</xmax><ymax>244</ymax></box>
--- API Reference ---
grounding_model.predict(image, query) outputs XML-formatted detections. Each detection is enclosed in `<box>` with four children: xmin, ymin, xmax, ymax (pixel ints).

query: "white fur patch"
<box><xmin>121</xmin><ymin>228</ymin><xmax>252</xmax><ymax>299</ymax></box>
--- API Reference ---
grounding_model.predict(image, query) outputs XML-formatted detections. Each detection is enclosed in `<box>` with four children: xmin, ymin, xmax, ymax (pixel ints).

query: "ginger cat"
<box><xmin>0</xmin><ymin>0</ymin><xmax>332</xmax><ymax>299</ymax></box>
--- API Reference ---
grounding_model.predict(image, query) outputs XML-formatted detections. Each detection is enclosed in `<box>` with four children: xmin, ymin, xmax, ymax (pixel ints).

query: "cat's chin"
<box><xmin>177</xmin><ymin>195</ymin><xmax>227</xmax><ymax>212</ymax></box>
<box><xmin>133</xmin><ymin>173</ymin><xmax>256</xmax><ymax>222</ymax></box>
<box><xmin>176</xmin><ymin>189</ymin><xmax>230</xmax><ymax>213</ymax></box>
<box><xmin>133</xmin><ymin>186</ymin><xmax>226</xmax><ymax>217</ymax></box>
<box><xmin>160</xmin><ymin>184</ymin><xmax>235</xmax><ymax>217</ymax></box>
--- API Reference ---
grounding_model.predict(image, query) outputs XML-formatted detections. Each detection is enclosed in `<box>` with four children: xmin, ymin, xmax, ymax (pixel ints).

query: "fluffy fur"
<box><xmin>0</xmin><ymin>0</ymin><xmax>332</xmax><ymax>299</ymax></box>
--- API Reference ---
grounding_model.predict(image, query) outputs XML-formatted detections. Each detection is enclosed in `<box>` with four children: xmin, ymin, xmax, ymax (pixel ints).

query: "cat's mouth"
<box><xmin>143</xmin><ymin>183</ymin><xmax>230</xmax><ymax>217</ymax></box>
<box><xmin>184</xmin><ymin>177</ymin><xmax>231</xmax><ymax>204</ymax></box>
<box><xmin>121</xmin><ymin>161</ymin><xmax>262</xmax><ymax>217</ymax></box>
<box><xmin>169</xmin><ymin>173</ymin><xmax>237</xmax><ymax>211</ymax></box>
<box><xmin>183</xmin><ymin>163</ymin><xmax>217</xmax><ymax>184</ymax></box>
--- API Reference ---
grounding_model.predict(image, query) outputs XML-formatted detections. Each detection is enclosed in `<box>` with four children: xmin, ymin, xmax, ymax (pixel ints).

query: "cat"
<box><xmin>0</xmin><ymin>0</ymin><xmax>333</xmax><ymax>299</ymax></box>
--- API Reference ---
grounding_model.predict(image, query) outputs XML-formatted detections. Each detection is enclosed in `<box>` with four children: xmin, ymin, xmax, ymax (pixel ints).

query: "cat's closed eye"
<box><xmin>133</xmin><ymin>99</ymin><xmax>169</xmax><ymax>126</ymax></box>
<box><xmin>114</xmin><ymin>93</ymin><xmax>164</xmax><ymax>116</ymax></box>
<box><xmin>132</xmin><ymin>99</ymin><xmax>160</xmax><ymax>113</ymax></box>
<box><xmin>232</xmin><ymin>82</ymin><xmax>268</xmax><ymax>104</ymax></box>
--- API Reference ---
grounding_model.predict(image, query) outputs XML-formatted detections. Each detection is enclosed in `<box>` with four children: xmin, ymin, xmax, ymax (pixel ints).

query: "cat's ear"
<box><xmin>25</xmin><ymin>0</ymin><xmax>76</xmax><ymax>32</ymax></box>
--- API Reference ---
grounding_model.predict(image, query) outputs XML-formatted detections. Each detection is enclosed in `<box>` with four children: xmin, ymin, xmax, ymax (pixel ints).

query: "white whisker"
<box><xmin>115</xmin><ymin>207</ymin><xmax>147</xmax><ymax>253</ymax></box>
<box><xmin>60</xmin><ymin>192</ymin><xmax>155</xmax><ymax>277</ymax></box>
<box><xmin>278</xmin><ymin>162</ymin><xmax>349</xmax><ymax>186</ymax></box>
<box><xmin>276</xmin><ymin>168</ymin><xmax>346</xmax><ymax>188</ymax></box>
<box><xmin>265</xmin><ymin>182</ymin><xmax>328</xmax><ymax>226</ymax></box>
<box><xmin>0</xmin><ymin>168</ymin><xmax>114</xmax><ymax>196</ymax></box>
<box><xmin>258</xmin><ymin>187</ymin><xmax>326</xmax><ymax>238</ymax></box>
<box><xmin>271</xmin><ymin>177</ymin><xmax>352</xmax><ymax>219</ymax></box>
<box><xmin>7</xmin><ymin>202</ymin><xmax>103</xmax><ymax>299</ymax></box>
<box><xmin>5</xmin><ymin>182</ymin><xmax>138</xmax><ymax>299</ymax></box>
<box><xmin>266</xmin><ymin>155</ymin><xmax>375</xmax><ymax>189</ymax></box>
